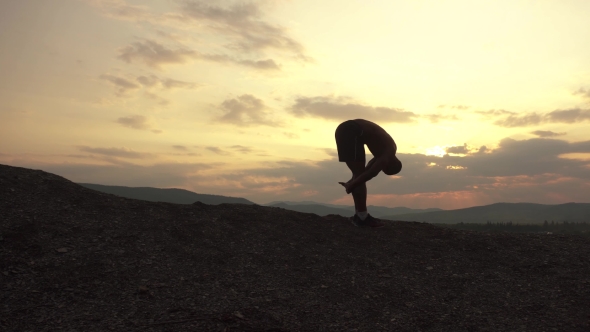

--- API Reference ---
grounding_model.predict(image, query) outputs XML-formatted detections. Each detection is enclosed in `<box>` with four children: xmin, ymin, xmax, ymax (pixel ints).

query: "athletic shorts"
<box><xmin>335</xmin><ymin>120</ymin><xmax>365</xmax><ymax>162</ymax></box>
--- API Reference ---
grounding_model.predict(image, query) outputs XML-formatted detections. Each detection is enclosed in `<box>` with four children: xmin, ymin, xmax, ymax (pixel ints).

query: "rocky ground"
<box><xmin>1</xmin><ymin>164</ymin><xmax>589</xmax><ymax>331</ymax></box>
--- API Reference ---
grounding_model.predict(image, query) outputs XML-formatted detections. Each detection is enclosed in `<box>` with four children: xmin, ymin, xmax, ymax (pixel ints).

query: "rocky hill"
<box><xmin>1</xmin><ymin>164</ymin><xmax>589</xmax><ymax>331</ymax></box>
<box><xmin>265</xmin><ymin>202</ymin><xmax>442</xmax><ymax>218</ymax></box>
<box><xmin>266</xmin><ymin>202</ymin><xmax>354</xmax><ymax>218</ymax></box>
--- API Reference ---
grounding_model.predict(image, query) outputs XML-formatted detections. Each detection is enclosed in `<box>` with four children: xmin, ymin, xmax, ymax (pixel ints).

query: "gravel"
<box><xmin>1</xmin><ymin>164</ymin><xmax>589</xmax><ymax>331</ymax></box>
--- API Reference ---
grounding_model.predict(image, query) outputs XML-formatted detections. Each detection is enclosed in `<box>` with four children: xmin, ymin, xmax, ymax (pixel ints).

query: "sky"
<box><xmin>1</xmin><ymin>0</ymin><xmax>590</xmax><ymax>209</ymax></box>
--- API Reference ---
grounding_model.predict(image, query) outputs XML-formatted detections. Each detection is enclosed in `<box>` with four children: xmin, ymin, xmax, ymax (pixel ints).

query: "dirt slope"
<box><xmin>1</xmin><ymin>164</ymin><xmax>589</xmax><ymax>331</ymax></box>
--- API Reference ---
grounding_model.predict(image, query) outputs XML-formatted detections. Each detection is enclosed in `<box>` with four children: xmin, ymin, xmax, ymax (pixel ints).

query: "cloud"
<box><xmin>91</xmin><ymin>0</ymin><xmax>302</xmax><ymax>70</ymax></box>
<box><xmin>136</xmin><ymin>75</ymin><xmax>200</xmax><ymax>89</ymax></box>
<box><xmin>290</xmin><ymin>96</ymin><xmax>417</xmax><ymax>123</ymax></box>
<box><xmin>195</xmin><ymin>145</ymin><xmax>267</xmax><ymax>156</ymax></box>
<box><xmin>90</xmin><ymin>0</ymin><xmax>310</xmax><ymax>72</ymax></box>
<box><xmin>229</xmin><ymin>145</ymin><xmax>269</xmax><ymax>156</ymax></box>
<box><xmin>206</xmin><ymin>146</ymin><xmax>231</xmax><ymax>155</ymax></box>
<box><xmin>91</xmin><ymin>0</ymin><xmax>308</xmax><ymax>59</ymax></box>
<box><xmin>477</xmin><ymin>145</ymin><xmax>488</xmax><ymax>154</ymax></box>
<box><xmin>445</xmin><ymin>144</ymin><xmax>468</xmax><ymax>154</ymax></box>
<box><xmin>476</xmin><ymin>109</ymin><xmax>515</xmax><ymax>117</ymax></box>
<box><xmin>530</xmin><ymin>130</ymin><xmax>566</xmax><ymax>138</ymax></box>
<box><xmin>451</xmin><ymin>138</ymin><xmax>590</xmax><ymax>178</ymax></box>
<box><xmin>179</xmin><ymin>1</ymin><xmax>311</xmax><ymax>61</ymax></box>
<box><xmin>117</xmin><ymin>39</ymin><xmax>280</xmax><ymax>71</ymax></box>
<box><xmin>161</xmin><ymin>78</ymin><xmax>198</xmax><ymax>89</ymax></box>
<box><xmin>5</xmin><ymin>136</ymin><xmax>590</xmax><ymax>207</ymax></box>
<box><xmin>216</xmin><ymin>94</ymin><xmax>281</xmax><ymax>127</ymax></box>
<box><xmin>136</xmin><ymin>75</ymin><xmax>159</xmax><ymax>87</ymax></box>
<box><xmin>237</xmin><ymin>138</ymin><xmax>590</xmax><ymax>200</ymax></box>
<box><xmin>169</xmin><ymin>146</ymin><xmax>200</xmax><ymax>157</ymax></box>
<box><xmin>493</xmin><ymin>113</ymin><xmax>544</xmax><ymax>127</ymax></box>
<box><xmin>226</xmin><ymin>137</ymin><xmax>590</xmax><ymax>205</ymax></box>
<box><xmin>99</xmin><ymin>74</ymin><xmax>141</xmax><ymax>96</ymax></box>
<box><xmin>91</xmin><ymin>0</ymin><xmax>308</xmax><ymax>57</ymax></box>
<box><xmin>116</xmin><ymin>115</ymin><xmax>161</xmax><ymax>133</ymax></box>
<box><xmin>228</xmin><ymin>145</ymin><xmax>257</xmax><ymax>154</ymax></box>
<box><xmin>437</xmin><ymin>105</ymin><xmax>470</xmax><ymax>110</ymax></box>
<box><xmin>143</xmin><ymin>92</ymin><xmax>170</xmax><ymax>106</ymax></box>
<box><xmin>100</xmin><ymin>73</ymin><xmax>200</xmax><ymax>102</ymax></box>
<box><xmin>546</xmin><ymin>109</ymin><xmax>590</xmax><ymax>123</ymax></box>
<box><xmin>236</xmin><ymin>59</ymin><xmax>279</xmax><ymax>70</ymax></box>
<box><xmin>229</xmin><ymin>145</ymin><xmax>253</xmax><ymax>154</ymax></box>
<box><xmin>199</xmin><ymin>53</ymin><xmax>280</xmax><ymax>70</ymax></box>
<box><xmin>78</xmin><ymin>146</ymin><xmax>153</xmax><ymax>159</ymax></box>
<box><xmin>117</xmin><ymin>40</ymin><xmax>197</xmax><ymax>69</ymax></box>
<box><xmin>425</xmin><ymin>114</ymin><xmax>459</xmax><ymax>123</ymax></box>
<box><xmin>88</xmin><ymin>0</ymin><xmax>156</xmax><ymax>22</ymax></box>
<box><xmin>117</xmin><ymin>115</ymin><xmax>150</xmax><ymax>129</ymax></box>
<box><xmin>481</xmin><ymin>108</ymin><xmax>590</xmax><ymax>127</ymax></box>
<box><xmin>283</xmin><ymin>132</ymin><xmax>299</xmax><ymax>139</ymax></box>
<box><xmin>573</xmin><ymin>87</ymin><xmax>590</xmax><ymax>99</ymax></box>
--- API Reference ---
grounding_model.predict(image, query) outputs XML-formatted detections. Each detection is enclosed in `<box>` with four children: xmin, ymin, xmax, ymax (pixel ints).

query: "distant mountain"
<box><xmin>363</xmin><ymin>205</ymin><xmax>443</xmax><ymax>217</ymax></box>
<box><xmin>383</xmin><ymin>202</ymin><xmax>590</xmax><ymax>224</ymax></box>
<box><xmin>78</xmin><ymin>183</ymin><xmax>255</xmax><ymax>205</ymax></box>
<box><xmin>266</xmin><ymin>201</ymin><xmax>325</xmax><ymax>206</ymax></box>
<box><xmin>266</xmin><ymin>201</ymin><xmax>442</xmax><ymax>218</ymax></box>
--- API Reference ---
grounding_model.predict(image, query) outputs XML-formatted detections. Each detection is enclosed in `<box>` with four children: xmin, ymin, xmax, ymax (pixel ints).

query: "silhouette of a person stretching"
<box><xmin>335</xmin><ymin>119</ymin><xmax>402</xmax><ymax>227</ymax></box>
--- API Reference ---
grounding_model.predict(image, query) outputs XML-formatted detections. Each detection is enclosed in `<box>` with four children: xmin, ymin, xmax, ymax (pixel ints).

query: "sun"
<box><xmin>425</xmin><ymin>146</ymin><xmax>446</xmax><ymax>158</ymax></box>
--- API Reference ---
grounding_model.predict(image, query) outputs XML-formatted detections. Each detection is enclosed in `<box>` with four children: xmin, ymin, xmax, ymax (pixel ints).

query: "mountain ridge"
<box><xmin>384</xmin><ymin>202</ymin><xmax>590</xmax><ymax>223</ymax></box>
<box><xmin>78</xmin><ymin>183</ymin><xmax>255</xmax><ymax>205</ymax></box>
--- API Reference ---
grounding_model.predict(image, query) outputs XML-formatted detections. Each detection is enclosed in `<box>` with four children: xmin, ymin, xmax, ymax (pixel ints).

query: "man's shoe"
<box><xmin>363</xmin><ymin>214</ymin><xmax>385</xmax><ymax>228</ymax></box>
<box><xmin>350</xmin><ymin>214</ymin><xmax>385</xmax><ymax>228</ymax></box>
<box><xmin>350</xmin><ymin>214</ymin><xmax>363</xmax><ymax>227</ymax></box>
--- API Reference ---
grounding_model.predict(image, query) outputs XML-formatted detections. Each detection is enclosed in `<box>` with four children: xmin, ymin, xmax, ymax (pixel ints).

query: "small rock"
<box><xmin>56</xmin><ymin>248</ymin><xmax>68</xmax><ymax>253</ymax></box>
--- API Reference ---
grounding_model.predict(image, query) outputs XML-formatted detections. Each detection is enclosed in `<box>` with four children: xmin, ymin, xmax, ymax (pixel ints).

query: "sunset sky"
<box><xmin>1</xmin><ymin>0</ymin><xmax>590</xmax><ymax>209</ymax></box>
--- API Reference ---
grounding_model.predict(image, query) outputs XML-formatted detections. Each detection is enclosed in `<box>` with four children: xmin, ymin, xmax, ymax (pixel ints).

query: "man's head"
<box><xmin>383</xmin><ymin>155</ymin><xmax>402</xmax><ymax>175</ymax></box>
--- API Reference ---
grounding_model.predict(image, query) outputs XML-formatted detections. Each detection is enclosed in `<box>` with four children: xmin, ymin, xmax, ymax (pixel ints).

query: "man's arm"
<box><xmin>345</xmin><ymin>157</ymin><xmax>384</xmax><ymax>192</ymax></box>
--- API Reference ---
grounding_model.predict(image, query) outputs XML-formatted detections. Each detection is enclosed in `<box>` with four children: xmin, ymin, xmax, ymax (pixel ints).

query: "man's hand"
<box><xmin>338</xmin><ymin>158</ymin><xmax>385</xmax><ymax>194</ymax></box>
<box><xmin>338</xmin><ymin>181</ymin><xmax>352</xmax><ymax>194</ymax></box>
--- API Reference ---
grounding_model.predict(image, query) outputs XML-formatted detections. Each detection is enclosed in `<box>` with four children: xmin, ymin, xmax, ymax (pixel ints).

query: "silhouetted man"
<box><xmin>335</xmin><ymin>119</ymin><xmax>402</xmax><ymax>227</ymax></box>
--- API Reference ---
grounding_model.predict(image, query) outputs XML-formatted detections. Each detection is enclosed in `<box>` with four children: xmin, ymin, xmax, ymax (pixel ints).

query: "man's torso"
<box><xmin>353</xmin><ymin>119</ymin><xmax>396</xmax><ymax>157</ymax></box>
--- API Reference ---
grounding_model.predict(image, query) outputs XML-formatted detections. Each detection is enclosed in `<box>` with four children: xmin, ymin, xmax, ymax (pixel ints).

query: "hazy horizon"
<box><xmin>78</xmin><ymin>180</ymin><xmax>587</xmax><ymax>209</ymax></box>
<box><xmin>1</xmin><ymin>0</ymin><xmax>590</xmax><ymax>209</ymax></box>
